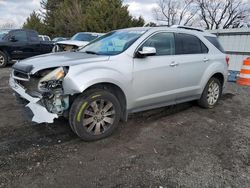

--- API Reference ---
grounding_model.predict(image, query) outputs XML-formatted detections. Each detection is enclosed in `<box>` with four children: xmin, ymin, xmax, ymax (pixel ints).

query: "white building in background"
<box><xmin>210</xmin><ymin>28</ymin><xmax>250</xmax><ymax>81</ymax></box>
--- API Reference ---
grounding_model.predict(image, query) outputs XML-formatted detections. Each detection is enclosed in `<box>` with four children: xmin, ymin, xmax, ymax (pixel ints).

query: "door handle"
<box><xmin>203</xmin><ymin>58</ymin><xmax>209</xmax><ymax>62</ymax></box>
<box><xmin>170</xmin><ymin>61</ymin><xmax>179</xmax><ymax>67</ymax></box>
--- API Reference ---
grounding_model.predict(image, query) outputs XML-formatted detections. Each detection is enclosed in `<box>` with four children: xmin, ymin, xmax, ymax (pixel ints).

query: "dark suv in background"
<box><xmin>0</xmin><ymin>29</ymin><xmax>53</xmax><ymax>68</ymax></box>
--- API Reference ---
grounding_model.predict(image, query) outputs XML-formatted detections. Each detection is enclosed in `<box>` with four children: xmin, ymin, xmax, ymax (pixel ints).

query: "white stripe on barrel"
<box><xmin>241</xmin><ymin>65</ymin><xmax>250</xmax><ymax>70</ymax></box>
<box><xmin>239</xmin><ymin>73</ymin><xmax>250</xmax><ymax>79</ymax></box>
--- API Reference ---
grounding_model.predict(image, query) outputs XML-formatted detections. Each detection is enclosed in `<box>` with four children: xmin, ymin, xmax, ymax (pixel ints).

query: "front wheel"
<box><xmin>69</xmin><ymin>89</ymin><xmax>121</xmax><ymax>141</ymax></box>
<box><xmin>198</xmin><ymin>77</ymin><xmax>222</xmax><ymax>109</ymax></box>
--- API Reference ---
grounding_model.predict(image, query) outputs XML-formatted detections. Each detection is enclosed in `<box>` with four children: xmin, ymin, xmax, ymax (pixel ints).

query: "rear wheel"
<box><xmin>69</xmin><ymin>89</ymin><xmax>121</xmax><ymax>141</ymax></box>
<box><xmin>0</xmin><ymin>51</ymin><xmax>7</xmax><ymax>68</ymax></box>
<box><xmin>198</xmin><ymin>77</ymin><xmax>222</xmax><ymax>108</ymax></box>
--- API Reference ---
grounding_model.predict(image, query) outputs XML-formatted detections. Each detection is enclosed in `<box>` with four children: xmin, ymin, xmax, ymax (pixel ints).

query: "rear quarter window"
<box><xmin>205</xmin><ymin>36</ymin><xmax>224</xmax><ymax>53</ymax></box>
<box><xmin>28</xmin><ymin>31</ymin><xmax>39</xmax><ymax>41</ymax></box>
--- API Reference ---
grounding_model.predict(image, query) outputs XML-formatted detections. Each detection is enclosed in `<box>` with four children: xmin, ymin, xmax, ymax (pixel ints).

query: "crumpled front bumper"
<box><xmin>9</xmin><ymin>76</ymin><xmax>58</xmax><ymax>123</ymax></box>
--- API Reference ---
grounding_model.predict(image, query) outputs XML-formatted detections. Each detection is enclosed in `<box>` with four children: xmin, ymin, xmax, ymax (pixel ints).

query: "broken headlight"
<box><xmin>38</xmin><ymin>67</ymin><xmax>67</xmax><ymax>92</ymax></box>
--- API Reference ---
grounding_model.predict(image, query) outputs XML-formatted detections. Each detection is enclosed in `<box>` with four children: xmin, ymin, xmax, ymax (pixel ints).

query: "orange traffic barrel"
<box><xmin>237</xmin><ymin>57</ymin><xmax>250</xmax><ymax>86</ymax></box>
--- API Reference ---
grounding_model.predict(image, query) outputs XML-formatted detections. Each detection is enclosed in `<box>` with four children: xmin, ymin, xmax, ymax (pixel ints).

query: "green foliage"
<box><xmin>144</xmin><ymin>22</ymin><xmax>157</xmax><ymax>27</ymax></box>
<box><xmin>23</xmin><ymin>11</ymin><xmax>45</xmax><ymax>34</ymax></box>
<box><xmin>85</xmin><ymin>0</ymin><xmax>145</xmax><ymax>33</ymax></box>
<box><xmin>53</xmin><ymin>0</ymin><xmax>92</xmax><ymax>37</ymax></box>
<box><xmin>23</xmin><ymin>0</ymin><xmax>145</xmax><ymax>38</ymax></box>
<box><xmin>40</xmin><ymin>0</ymin><xmax>64</xmax><ymax>36</ymax></box>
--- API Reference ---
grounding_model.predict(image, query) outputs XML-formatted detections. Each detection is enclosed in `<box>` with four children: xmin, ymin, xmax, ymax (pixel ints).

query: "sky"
<box><xmin>0</xmin><ymin>0</ymin><xmax>158</xmax><ymax>28</ymax></box>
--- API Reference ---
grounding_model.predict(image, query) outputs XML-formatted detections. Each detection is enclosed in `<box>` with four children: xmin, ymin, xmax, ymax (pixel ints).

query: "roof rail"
<box><xmin>171</xmin><ymin>25</ymin><xmax>204</xmax><ymax>32</ymax></box>
<box><xmin>155</xmin><ymin>25</ymin><xmax>170</xmax><ymax>27</ymax></box>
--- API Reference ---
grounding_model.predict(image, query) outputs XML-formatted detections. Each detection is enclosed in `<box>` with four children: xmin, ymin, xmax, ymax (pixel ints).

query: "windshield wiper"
<box><xmin>85</xmin><ymin>50</ymin><xmax>99</xmax><ymax>55</ymax></box>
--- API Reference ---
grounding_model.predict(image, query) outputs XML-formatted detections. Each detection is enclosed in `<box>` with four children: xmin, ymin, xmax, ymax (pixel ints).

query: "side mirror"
<box><xmin>10</xmin><ymin>36</ymin><xmax>17</xmax><ymax>42</ymax></box>
<box><xmin>138</xmin><ymin>47</ymin><xmax>156</xmax><ymax>57</ymax></box>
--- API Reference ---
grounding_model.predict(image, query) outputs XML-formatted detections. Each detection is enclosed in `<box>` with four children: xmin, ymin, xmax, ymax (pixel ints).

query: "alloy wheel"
<box><xmin>82</xmin><ymin>99</ymin><xmax>116</xmax><ymax>135</ymax></box>
<box><xmin>207</xmin><ymin>82</ymin><xmax>220</xmax><ymax>105</ymax></box>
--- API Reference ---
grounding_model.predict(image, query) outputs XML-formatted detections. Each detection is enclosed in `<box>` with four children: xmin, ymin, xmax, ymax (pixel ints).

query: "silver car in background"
<box><xmin>10</xmin><ymin>26</ymin><xmax>228</xmax><ymax>141</ymax></box>
<box><xmin>52</xmin><ymin>32</ymin><xmax>103</xmax><ymax>52</ymax></box>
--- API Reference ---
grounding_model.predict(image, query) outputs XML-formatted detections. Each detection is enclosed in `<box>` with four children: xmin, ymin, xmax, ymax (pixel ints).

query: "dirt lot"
<box><xmin>0</xmin><ymin>67</ymin><xmax>250</xmax><ymax>188</ymax></box>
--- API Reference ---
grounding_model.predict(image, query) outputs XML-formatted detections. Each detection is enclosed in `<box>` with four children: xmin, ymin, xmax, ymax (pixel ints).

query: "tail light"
<box><xmin>226</xmin><ymin>56</ymin><xmax>230</xmax><ymax>67</ymax></box>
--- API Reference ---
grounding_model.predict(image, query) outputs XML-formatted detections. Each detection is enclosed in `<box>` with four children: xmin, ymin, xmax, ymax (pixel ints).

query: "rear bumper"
<box><xmin>9</xmin><ymin>76</ymin><xmax>58</xmax><ymax>123</ymax></box>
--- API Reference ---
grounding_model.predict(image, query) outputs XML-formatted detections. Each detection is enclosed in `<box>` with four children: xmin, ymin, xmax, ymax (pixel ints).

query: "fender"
<box><xmin>63</xmin><ymin>66</ymin><xmax>133</xmax><ymax>107</ymax></box>
<box><xmin>199</xmin><ymin>60</ymin><xmax>228</xmax><ymax>94</ymax></box>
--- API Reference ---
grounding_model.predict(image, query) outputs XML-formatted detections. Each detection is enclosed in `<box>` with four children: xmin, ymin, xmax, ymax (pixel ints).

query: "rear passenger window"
<box><xmin>175</xmin><ymin>33</ymin><xmax>208</xmax><ymax>55</ymax></box>
<box><xmin>141</xmin><ymin>32</ymin><xmax>175</xmax><ymax>56</ymax></box>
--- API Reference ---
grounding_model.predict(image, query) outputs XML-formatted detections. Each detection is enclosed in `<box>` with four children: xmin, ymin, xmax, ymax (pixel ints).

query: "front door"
<box><xmin>8</xmin><ymin>30</ymin><xmax>29</xmax><ymax>60</ymax></box>
<box><xmin>132</xmin><ymin>32</ymin><xmax>179</xmax><ymax>110</ymax></box>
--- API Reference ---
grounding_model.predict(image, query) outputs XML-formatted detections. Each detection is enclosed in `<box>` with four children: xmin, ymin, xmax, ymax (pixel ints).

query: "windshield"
<box><xmin>80</xmin><ymin>30</ymin><xmax>146</xmax><ymax>55</ymax></box>
<box><xmin>0</xmin><ymin>30</ymin><xmax>9</xmax><ymax>40</ymax></box>
<box><xmin>71</xmin><ymin>33</ymin><xmax>100</xmax><ymax>42</ymax></box>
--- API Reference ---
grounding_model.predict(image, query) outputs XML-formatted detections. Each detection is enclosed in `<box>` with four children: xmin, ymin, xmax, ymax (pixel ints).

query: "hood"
<box><xmin>13</xmin><ymin>52</ymin><xmax>110</xmax><ymax>74</ymax></box>
<box><xmin>56</xmin><ymin>40</ymin><xmax>89</xmax><ymax>47</ymax></box>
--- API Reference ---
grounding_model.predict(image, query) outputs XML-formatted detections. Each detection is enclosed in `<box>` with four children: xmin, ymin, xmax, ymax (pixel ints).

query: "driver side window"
<box><xmin>141</xmin><ymin>32</ymin><xmax>175</xmax><ymax>56</ymax></box>
<box><xmin>11</xmin><ymin>31</ymin><xmax>28</xmax><ymax>42</ymax></box>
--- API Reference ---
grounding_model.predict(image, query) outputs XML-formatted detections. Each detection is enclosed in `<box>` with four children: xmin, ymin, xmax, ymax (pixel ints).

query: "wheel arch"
<box><xmin>211</xmin><ymin>72</ymin><xmax>225</xmax><ymax>86</ymax></box>
<box><xmin>199</xmin><ymin>59</ymin><xmax>227</xmax><ymax>93</ymax></box>
<box><xmin>0</xmin><ymin>48</ymin><xmax>10</xmax><ymax>61</ymax></box>
<box><xmin>70</xmin><ymin>82</ymin><xmax>128</xmax><ymax>122</ymax></box>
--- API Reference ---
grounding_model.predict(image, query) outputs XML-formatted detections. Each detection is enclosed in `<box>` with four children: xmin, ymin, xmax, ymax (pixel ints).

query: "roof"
<box><xmin>75</xmin><ymin>32</ymin><xmax>104</xmax><ymax>35</ymax></box>
<box><xmin>7</xmin><ymin>29</ymin><xmax>38</xmax><ymax>33</ymax></box>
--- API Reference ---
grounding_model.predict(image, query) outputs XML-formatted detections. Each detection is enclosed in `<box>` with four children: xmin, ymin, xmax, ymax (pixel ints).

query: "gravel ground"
<box><xmin>0</xmin><ymin>67</ymin><xmax>249</xmax><ymax>188</ymax></box>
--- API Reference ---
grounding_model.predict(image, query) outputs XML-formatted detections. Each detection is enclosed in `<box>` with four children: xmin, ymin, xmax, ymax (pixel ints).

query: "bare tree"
<box><xmin>195</xmin><ymin>0</ymin><xmax>250</xmax><ymax>29</ymax></box>
<box><xmin>153</xmin><ymin>0</ymin><xmax>198</xmax><ymax>26</ymax></box>
<box><xmin>0</xmin><ymin>22</ymin><xmax>17</xmax><ymax>29</ymax></box>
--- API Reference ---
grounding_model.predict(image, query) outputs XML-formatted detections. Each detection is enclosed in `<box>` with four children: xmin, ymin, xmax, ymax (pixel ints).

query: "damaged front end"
<box><xmin>9</xmin><ymin>66</ymin><xmax>70</xmax><ymax>123</ymax></box>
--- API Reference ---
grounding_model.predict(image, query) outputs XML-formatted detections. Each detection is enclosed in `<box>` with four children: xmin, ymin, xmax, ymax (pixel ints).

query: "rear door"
<box><xmin>173</xmin><ymin>33</ymin><xmax>210</xmax><ymax>102</ymax></box>
<box><xmin>26</xmin><ymin>30</ymin><xmax>43</xmax><ymax>57</ymax></box>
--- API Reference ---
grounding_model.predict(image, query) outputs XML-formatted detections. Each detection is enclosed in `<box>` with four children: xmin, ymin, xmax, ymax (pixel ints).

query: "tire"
<box><xmin>69</xmin><ymin>89</ymin><xmax>121</xmax><ymax>141</ymax></box>
<box><xmin>198</xmin><ymin>77</ymin><xmax>222</xmax><ymax>109</ymax></box>
<box><xmin>0</xmin><ymin>51</ymin><xmax>7</xmax><ymax>68</ymax></box>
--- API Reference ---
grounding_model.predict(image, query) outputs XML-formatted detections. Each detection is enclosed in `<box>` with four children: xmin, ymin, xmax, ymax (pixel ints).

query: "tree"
<box><xmin>84</xmin><ymin>0</ymin><xmax>145</xmax><ymax>33</ymax></box>
<box><xmin>53</xmin><ymin>0</ymin><xmax>87</xmax><ymax>37</ymax></box>
<box><xmin>195</xmin><ymin>0</ymin><xmax>250</xmax><ymax>29</ymax></box>
<box><xmin>40</xmin><ymin>0</ymin><xmax>65</xmax><ymax>36</ymax></box>
<box><xmin>153</xmin><ymin>0</ymin><xmax>250</xmax><ymax>29</ymax></box>
<box><xmin>131</xmin><ymin>16</ymin><xmax>145</xmax><ymax>27</ymax></box>
<box><xmin>144</xmin><ymin>22</ymin><xmax>158</xmax><ymax>27</ymax></box>
<box><xmin>23</xmin><ymin>11</ymin><xmax>45</xmax><ymax>34</ymax></box>
<box><xmin>153</xmin><ymin>0</ymin><xmax>198</xmax><ymax>26</ymax></box>
<box><xmin>23</xmin><ymin>0</ymin><xmax>145</xmax><ymax>37</ymax></box>
<box><xmin>0</xmin><ymin>22</ymin><xmax>17</xmax><ymax>29</ymax></box>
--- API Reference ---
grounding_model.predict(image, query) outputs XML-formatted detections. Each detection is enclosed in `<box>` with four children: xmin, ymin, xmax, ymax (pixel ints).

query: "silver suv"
<box><xmin>10</xmin><ymin>26</ymin><xmax>228</xmax><ymax>141</ymax></box>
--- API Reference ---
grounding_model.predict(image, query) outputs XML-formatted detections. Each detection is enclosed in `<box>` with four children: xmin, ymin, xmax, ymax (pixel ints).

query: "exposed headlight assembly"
<box><xmin>38</xmin><ymin>67</ymin><xmax>67</xmax><ymax>92</ymax></box>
